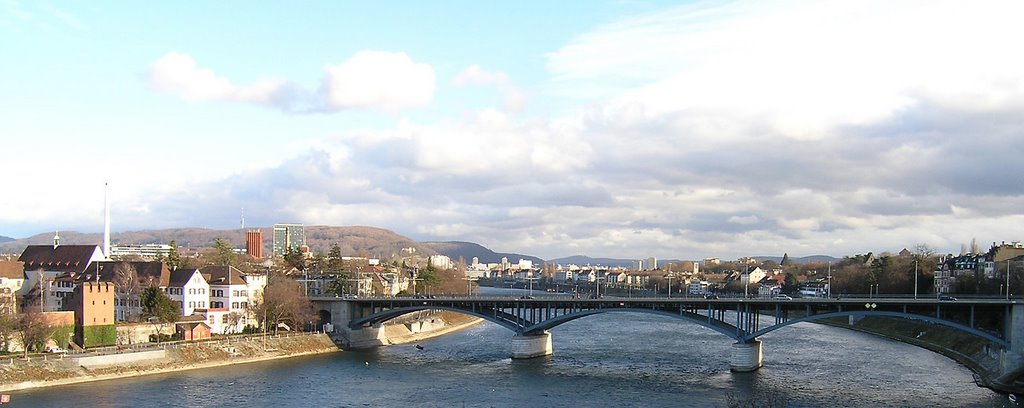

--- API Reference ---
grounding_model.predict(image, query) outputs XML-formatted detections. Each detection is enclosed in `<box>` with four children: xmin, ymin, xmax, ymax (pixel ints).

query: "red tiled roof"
<box><xmin>0</xmin><ymin>261</ymin><xmax>24</xmax><ymax>279</ymax></box>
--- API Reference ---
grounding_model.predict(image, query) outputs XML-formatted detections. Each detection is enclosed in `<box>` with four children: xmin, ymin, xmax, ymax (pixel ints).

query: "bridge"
<box><xmin>313</xmin><ymin>296</ymin><xmax>1024</xmax><ymax>393</ymax></box>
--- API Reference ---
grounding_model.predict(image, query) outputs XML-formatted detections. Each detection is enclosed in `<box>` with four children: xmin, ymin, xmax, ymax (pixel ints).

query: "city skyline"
<box><xmin>3</xmin><ymin>1</ymin><xmax>1023</xmax><ymax>261</ymax></box>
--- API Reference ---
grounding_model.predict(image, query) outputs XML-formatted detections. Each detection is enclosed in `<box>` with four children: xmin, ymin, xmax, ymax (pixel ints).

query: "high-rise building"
<box><xmin>246</xmin><ymin>230</ymin><xmax>263</xmax><ymax>259</ymax></box>
<box><xmin>272</xmin><ymin>224</ymin><xmax>305</xmax><ymax>258</ymax></box>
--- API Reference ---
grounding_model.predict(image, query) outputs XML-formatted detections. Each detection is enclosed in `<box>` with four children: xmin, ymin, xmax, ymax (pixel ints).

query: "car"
<box><xmin>775</xmin><ymin>294</ymin><xmax>793</xmax><ymax>300</ymax></box>
<box><xmin>704</xmin><ymin>294</ymin><xmax>719</xmax><ymax>299</ymax></box>
<box><xmin>939</xmin><ymin>295</ymin><xmax>958</xmax><ymax>301</ymax></box>
<box><xmin>46</xmin><ymin>345</ymin><xmax>68</xmax><ymax>354</ymax></box>
<box><xmin>519</xmin><ymin>296</ymin><xmax>535</xmax><ymax>300</ymax></box>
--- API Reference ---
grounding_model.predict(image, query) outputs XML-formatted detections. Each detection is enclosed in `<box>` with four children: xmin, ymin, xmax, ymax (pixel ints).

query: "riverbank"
<box><xmin>1</xmin><ymin>311</ymin><xmax>485</xmax><ymax>392</ymax></box>
<box><xmin>819</xmin><ymin>316</ymin><xmax>1003</xmax><ymax>389</ymax></box>
<box><xmin>0</xmin><ymin>333</ymin><xmax>338</xmax><ymax>392</ymax></box>
<box><xmin>383</xmin><ymin>311</ymin><xmax>483</xmax><ymax>345</ymax></box>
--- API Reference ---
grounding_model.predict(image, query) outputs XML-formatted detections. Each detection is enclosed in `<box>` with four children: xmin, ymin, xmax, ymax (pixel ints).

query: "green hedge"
<box><xmin>51</xmin><ymin>325</ymin><xmax>75</xmax><ymax>348</ymax></box>
<box><xmin>80</xmin><ymin>325</ymin><xmax>117</xmax><ymax>347</ymax></box>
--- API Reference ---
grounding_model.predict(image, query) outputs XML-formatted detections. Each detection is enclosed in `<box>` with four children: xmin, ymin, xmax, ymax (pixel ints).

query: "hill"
<box><xmin>0</xmin><ymin>226</ymin><xmax>437</xmax><ymax>259</ymax></box>
<box><xmin>0</xmin><ymin>235</ymin><xmax>12</xmax><ymax>244</ymax></box>
<box><xmin>546</xmin><ymin>255</ymin><xmax>681</xmax><ymax>268</ymax></box>
<box><xmin>752</xmin><ymin>255</ymin><xmax>839</xmax><ymax>264</ymax></box>
<box><xmin>421</xmin><ymin>241</ymin><xmax>543</xmax><ymax>266</ymax></box>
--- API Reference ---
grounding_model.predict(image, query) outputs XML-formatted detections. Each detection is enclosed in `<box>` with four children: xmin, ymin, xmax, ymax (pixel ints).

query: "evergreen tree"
<box><xmin>167</xmin><ymin>240</ymin><xmax>181</xmax><ymax>270</ymax></box>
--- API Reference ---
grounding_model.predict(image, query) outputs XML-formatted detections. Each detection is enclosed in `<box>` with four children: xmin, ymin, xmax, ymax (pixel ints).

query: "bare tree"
<box><xmin>17</xmin><ymin>308</ymin><xmax>54</xmax><ymax>358</ymax></box>
<box><xmin>114</xmin><ymin>262</ymin><xmax>141</xmax><ymax>322</ymax></box>
<box><xmin>225</xmin><ymin>312</ymin><xmax>243</xmax><ymax>334</ymax></box>
<box><xmin>251</xmin><ymin>276</ymin><xmax>314</xmax><ymax>333</ymax></box>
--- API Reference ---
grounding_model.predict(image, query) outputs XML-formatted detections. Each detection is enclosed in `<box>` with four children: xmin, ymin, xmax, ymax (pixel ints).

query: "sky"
<box><xmin>2</xmin><ymin>1</ymin><xmax>1023</xmax><ymax>261</ymax></box>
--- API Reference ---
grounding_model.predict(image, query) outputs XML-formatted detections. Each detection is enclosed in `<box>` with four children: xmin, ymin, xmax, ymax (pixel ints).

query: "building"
<box><xmin>167</xmin><ymin>268</ymin><xmax>209</xmax><ymax>317</ymax></box>
<box><xmin>72</xmin><ymin>281</ymin><xmax>115</xmax><ymax>347</ymax></box>
<box><xmin>272</xmin><ymin>224</ymin><xmax>305</xmax><ymax>258</ymax></box>
<box><xmin>246</xmin><ymin>230</ymin><xmax>263</xmax><ymax>259</ymax></box>
<box><xmin>18</xmin><ymin>242</ymin><xmax>106</xmax><ymax>311</ymax></box>
<box><xmin>0</xmin><ymin>261</ymin><xmax>24</xmax><ymax>316</ymax></box>
<box><xmin>646</xmin><ymin>257</ymin><xmax>658</xmax><ymax>271</ymax></box>
<box><xmin>73</xmin><ymin>261</ymin><xmax>170</xmax><ymax>321</ymax></box>
<box><xmin>109</xmin><ymin>244</ymin><xmax>172</xmax><ymax>260</ymax></box>
<box><xmin>204</xmin><ymin>266</ymin><xmax>262</xmax><ymax>323</ymax></box>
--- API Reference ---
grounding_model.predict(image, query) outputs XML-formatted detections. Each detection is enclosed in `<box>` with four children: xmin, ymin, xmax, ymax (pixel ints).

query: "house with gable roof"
<box><xmin>167</xmin><ymin>268</ymin><xmax>209</xmax><ymax>317</ymax></box>
<box><xmin>18</xmin><ymin>240</ymin><xmax>106</xmax><ymax>311</ymax></box>
<box><xmin>0</xmin><ymin>260</ymin><xmax>25</xmax><ymax>316</ymax></box>
<box><xmin>204</xmin><ymin>266</ymin><xmax>262</xmax><ymax>323</ymax></box>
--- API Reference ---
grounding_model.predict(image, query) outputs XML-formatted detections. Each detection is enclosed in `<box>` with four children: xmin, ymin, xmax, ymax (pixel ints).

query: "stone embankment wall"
<box><xmin>0</xmin><ymin>332</ymin><xmax>338</xmax><ymax>392</ymax></box>
<box><xmin>337</xmin><ymin>311</ymin><xmax>483</xmax><ymax>349</ymax></box>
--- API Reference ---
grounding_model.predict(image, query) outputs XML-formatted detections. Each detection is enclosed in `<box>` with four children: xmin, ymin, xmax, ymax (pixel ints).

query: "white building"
<box><xmin>688</xmin><ymin>281</ymin><xmax>711</xmax><ymax>295</ymax></box>
<box><xmin>110</xmin><ymin>244</ymin><xmax>172</xmax><ymax>260</ymax></box>
<box><xmin>167</xmin><ymin>268</ymin><xmax>209</xmax><ymax>317</ymax></box>
<box><xmin>429</xmin><ymin>255</ymin><xmax>453</xmax><ymax>270</ymax></box>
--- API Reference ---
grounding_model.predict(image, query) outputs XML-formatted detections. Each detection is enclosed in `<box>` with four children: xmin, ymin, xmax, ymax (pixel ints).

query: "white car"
<box><xmin>46</xmin><ymin>345</ymin><xmax>68</xmax><ymax>354</ymax></box>
<box><xmin>775</xmin><ymin>294</ymin><xmax>793</xmax><ymax>300</ymax></box>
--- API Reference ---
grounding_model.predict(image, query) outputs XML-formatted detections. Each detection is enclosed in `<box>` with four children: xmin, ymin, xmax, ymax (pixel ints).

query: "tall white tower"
<box><xmin>103</xmin><ymin>182</ymin><xmax>111</xmax><ymax>259</ymax></box>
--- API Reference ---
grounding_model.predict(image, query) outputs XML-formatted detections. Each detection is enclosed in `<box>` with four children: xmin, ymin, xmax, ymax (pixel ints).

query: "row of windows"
<box><xmin>188</xmin><ymin>301</ymin><xmax>206</xmax><ymax>308</ymax></box>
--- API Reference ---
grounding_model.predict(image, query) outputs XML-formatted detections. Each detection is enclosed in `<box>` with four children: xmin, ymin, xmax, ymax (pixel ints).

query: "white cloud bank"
<box><xmin>146</xmin><ymin>50</ymin><xmax>436</xmax><ymax>112</ymax></box>
<box><xmin>19</xmin><ymin>1</ymin><xmax>1024</xmax><ymax>261</ymax></box>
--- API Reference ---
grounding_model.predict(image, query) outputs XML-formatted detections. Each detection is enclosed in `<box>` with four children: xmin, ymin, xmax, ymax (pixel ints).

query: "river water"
<box><xmin>13</xmin><ymin>289</ymin><xmax>1012</xmax><ymax>407</ymax></box>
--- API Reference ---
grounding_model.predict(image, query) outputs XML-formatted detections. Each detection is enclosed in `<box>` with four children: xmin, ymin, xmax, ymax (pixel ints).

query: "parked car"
<box><xmin>775</xmin><ymin>294</ymin><xmax>793</xmax><ymax>301</ymax></box>
<box><xmin>704</xmin><ymin>294</ymin><xmax>719</xmax><ymax>299</ymax></box>
<box><xmin>939</xmin><ymin>295</ymin><xmax>958</xmax><ymax>301</ymax></box>
<box><xmin>46</xmin><ymin>345</ymin><xmax>68</xmax><ymax>354</ymax></box>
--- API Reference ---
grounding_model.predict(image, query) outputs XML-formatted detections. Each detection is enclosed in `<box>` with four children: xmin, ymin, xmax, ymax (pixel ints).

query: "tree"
<box><xmin>141</xmin><ymin>286</ymin><xmax>180</xmax><ymax>342</ymax></box>
<box><xmin>113</xmin><ymin>262</ymin><xmax>141</xmax><ymax>322</ymax></box>
<box><xmin>225</xmin><ymin>312</ymin><xmax>243</xmax><ymax>334</ymax></box>
<box><xmin>167</xmin><ymin>240</ymin><xmax>182</xmax><ymax>270</ymax></box>
<box><xmin>0</xmin><ymin>313</ymin><xmax>17</xmax><ymax>353</ymax></box>
<box><xmin>17</xmin><ymin>309</ymin><xmax>54</xmax><ymax>358</ymax></box>
<box><xmin>782</xmin><ymin>273</ymin><xmax>799</xmax><ymax>294</ymax></box>
<box><xmin>327</xmin><ymin>244</ymin><xmax>343</xmax><ymax>271</ymax></box>
<box><xmin>780</xmin><ymin>253</ymin><xmax>791</xmax><ymax>267</ymax></box>
<box><xmin>283</xmin><ymin>246</ymin><xmax>306</xmax><ymax>272</ymax></box>
<box><xmin>251</xmin><ymin>276</ymin><xmax>314</xmax><ymax>334</ymax></box>
<box><xmin>211</xmin><ymin>238</ymin><xmax>237</xmax><ymax>267</ymax></box>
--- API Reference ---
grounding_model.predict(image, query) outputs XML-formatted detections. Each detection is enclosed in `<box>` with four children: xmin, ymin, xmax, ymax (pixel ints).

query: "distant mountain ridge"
<box><xmin>0</xmin><ymin>226</ymin><xmax>437</xmax><ymax>259</ymax></box>
<box><xmin>752</xmin><ymin>255</ymin><xmax>839</xmax><ymax>264</ymax></box>
<box><xmin>546</xmin><ymin>255</ymin><xmax>682</xmax><ymax>268</ymax></box>
<box><xmin>0</xmin><ymin>235</ymin><xmax>13</xmax><ymax>244</ymax></box>
<box><xmin>421</xmin><ymin>241</ymin><xmax>543</xmax><ymax>266</ymax></box>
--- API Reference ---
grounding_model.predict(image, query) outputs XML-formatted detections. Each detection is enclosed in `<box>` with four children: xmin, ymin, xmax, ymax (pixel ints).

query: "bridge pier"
<box><xmin>730</xmin><ymin>339</ymin><xmax>763</xmax><ymax>372</ymax></box>
<box><xmin>511</xmin><ymin>331</ymin><xmax>553</xmax><ymax>359</ymax></box>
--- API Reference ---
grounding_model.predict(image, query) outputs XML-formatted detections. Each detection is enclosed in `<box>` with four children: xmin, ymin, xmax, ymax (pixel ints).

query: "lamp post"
<box><xmin>914</xmin><ymin>260</ymin><xmax>918</xmax><ymax>300</ymax></box>
<box><xmin>744</xmin><ymin>266</ymin><xmax>749</xmax><ymax>299</ymax></box>
<box><xmin>666</xmin><ymin>275</ymin><xmax>675</xmax><ymax>298</ymax></box>
<box><xmin>827</xmin><ymin>262</ymin><xmax>832</xmax><ymax>298</ymax></box>
<box><xmin>1008</xmin><ymin>260</ymin><xmax>1012</xmax><ymax>301</ymax></box>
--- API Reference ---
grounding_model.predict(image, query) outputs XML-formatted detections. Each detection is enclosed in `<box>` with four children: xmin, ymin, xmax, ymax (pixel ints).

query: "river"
<box><xmin>12</xmin><ymin>288</ymin><xmax>1011</xmax><ymax>407</ymax></box>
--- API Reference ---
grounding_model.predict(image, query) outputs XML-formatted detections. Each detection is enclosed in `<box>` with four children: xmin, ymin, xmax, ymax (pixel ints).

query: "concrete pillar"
<box><xmin>511</xmin><ymin>331</ymin><xmax>553</xmax><ymax>359</ymax></box>
<box><xmin>730</xmin><ymin>339</ymin><xmax>763</xmax><ymax>372</ymax></box>
<box><xmin>344</xmin><ymin>326</ymin><xmax>388</xmax><ymax>348</ymax></box>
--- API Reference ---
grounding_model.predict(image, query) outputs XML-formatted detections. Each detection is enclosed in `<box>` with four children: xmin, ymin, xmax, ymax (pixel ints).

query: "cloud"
<box><xmin>322</xmin><ymin>51</ymin><xmax>435</xmax><ymax>111</ymax></box>
<box><xmin>18</xmin><ymin>1</ymin><xmax>1024</xmax><ymax>262</ymax></box>
<box><xmin>146</xmin><ymin>50</ymin><xmax>435</xmax><ymax>112</ymax></box>
<box><xmin>452</xmin><ymin>64</ymin><xmax>526</xmax><ymax>111</ymax></box>
<box><xmin>147</xmin><ymin>52</ymin><xmax>294</xmax><ymax>107</ymax></box>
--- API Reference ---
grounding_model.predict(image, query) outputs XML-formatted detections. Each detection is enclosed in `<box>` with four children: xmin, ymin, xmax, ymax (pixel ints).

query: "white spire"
<box><xmin>103</xmin><ymin>182</ymin><xmax>111</xmax><ymax>259</ymax></box>
<box><xmin>53</xmin><ymin>230</ymin><xmax>60</xmax><ymax>249</ymax></box>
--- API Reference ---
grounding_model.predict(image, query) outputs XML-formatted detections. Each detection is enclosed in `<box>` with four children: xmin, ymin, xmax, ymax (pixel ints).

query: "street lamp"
<box><xmin>1007</xmin><ymin>260</ymin><xmax>1012</xmax><ymax>301</ymax></box>
<box><xmin>827</xmin><ymin>262</ymin><xmax>832</xmax><ymax>298</ymax></box>
<box><xmin>914</xmin><ymin>260</ymin><xmax>918</xmax><ymax>300</ymax></box>
<box><xmin>666</xmin><ymin>275</ymin><xmax>675</xmax><ymax>298</ymax></box>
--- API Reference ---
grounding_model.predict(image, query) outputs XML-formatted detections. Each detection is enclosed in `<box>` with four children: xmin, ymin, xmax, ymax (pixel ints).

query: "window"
<box><xmin>231</xmin><ymin>302</ymin><xmax>238</xmax><ymax>309</ymax></box>
<box><xmin>241</xmin><ymin>302</ymin><xmax>247</xmax><ymax>309</ymax></box>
